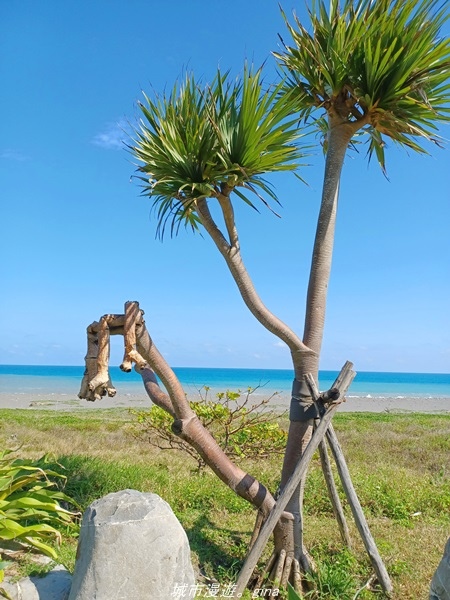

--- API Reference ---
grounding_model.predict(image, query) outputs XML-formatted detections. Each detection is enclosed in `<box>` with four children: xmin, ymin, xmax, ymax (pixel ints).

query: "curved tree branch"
<box><xmin>196</xmin><ymin>197</ymin><xmax>314</xmax><ymax>377</ymax></box>
<box><xmin>216</xmin><ymin>190</ymin><xmax>240</xmax><ymax>249</ymax></box>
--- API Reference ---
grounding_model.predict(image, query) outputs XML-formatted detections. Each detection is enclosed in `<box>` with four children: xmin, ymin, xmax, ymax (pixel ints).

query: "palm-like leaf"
<box><xmin>275</xmin><ymin>0</ymin><xmax>450</xmax><ymax>171</ymax></box>
<box><xmin>130</xmin><ymin>67</ymin><xmax>307</xmax><ymax>237</ymax></box>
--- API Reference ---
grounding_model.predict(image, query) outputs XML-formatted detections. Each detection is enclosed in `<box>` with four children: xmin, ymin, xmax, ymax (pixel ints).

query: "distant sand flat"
<box><xmin>0</xmin><ymin>391</ymin><xmax>448</xmax><ymax>413</ymax></box>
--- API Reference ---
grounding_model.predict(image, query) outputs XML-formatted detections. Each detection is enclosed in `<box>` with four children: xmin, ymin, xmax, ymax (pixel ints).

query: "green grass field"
<box><xmin>0</xmin><ymin>408</ymin><xmax>448</xmax><ymax>599</ymax></box>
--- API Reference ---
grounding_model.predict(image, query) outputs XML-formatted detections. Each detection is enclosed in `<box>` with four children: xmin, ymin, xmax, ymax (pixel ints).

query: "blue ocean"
<box><xmin>0</xmin><ymin>364</ymin><xmax>449</xmax><ymax>400</ymax></box>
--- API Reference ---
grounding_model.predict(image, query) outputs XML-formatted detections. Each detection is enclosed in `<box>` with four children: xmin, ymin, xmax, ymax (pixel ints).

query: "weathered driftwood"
<box><xmin>233</xmin><ymin>363</ymin><xmax>354</xmax><ymax>597</ymax></box>
<box><xmin>78</xmin><ymin>314</ymin><xmax>124</xmax><ymax>401</ymax></box>
<box><xmin>121</xmin><ymin>300</ymin><xmax>147</xmax><ymax>372</ymax></box>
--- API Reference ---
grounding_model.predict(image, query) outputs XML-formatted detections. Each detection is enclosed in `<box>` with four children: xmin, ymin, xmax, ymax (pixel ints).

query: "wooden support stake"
<box><xmin>326</xmin><ymin>424</ymin><xmax>393</xmax><ymax>596</ymax></box>
<box><xmin>317</xmin><ymin>433</ymin><xmax>352</xmax><ymax>548</ymax></box>
<box><xmin>307</xmin><ymin>368</ymin><xmax>352</xmax><ymax>548</ymax></box>
<box><xmin>233</xmin><ymin>400</ymin><xmax>341</xmax><ymax>597</ymax></box>
<box><xmin>305</xmin><ymin>363</ymin><xmax>393</xmax><ymax>596</ymax></box>
<box><xmin>233</xmin><ymin>363</ymin><xmax>356</xmax><ymax>598</ymax></box>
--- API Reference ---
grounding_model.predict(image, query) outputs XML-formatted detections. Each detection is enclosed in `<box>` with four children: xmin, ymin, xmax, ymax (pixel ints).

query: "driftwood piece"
<box><xmin>78</xmin><ymin>315</ymin><xmax>124</xmax><ymax>401</ymax></box>
<box><xmin>79</xmin><ymin>321</ymin><xmax>117</xmax><ymax>401</ymax></box>
<box><xmin>78</xmin><ymin>326</ymin><xmax>99</xmax><ymax>400</ymax></box>
<box><xmin>121</xmin><ymin>301</ymin><xmax>147</xmax><ymax>372</ymax></box>
<box><xmin>233</xmin><ymin>363</ymin><xmax>355</xmax><ymax>598</ymax></box>
<box><xmin>88</xmin><ymin>316</ymin><xmax>112</xmax><ymax>393</ymax></box>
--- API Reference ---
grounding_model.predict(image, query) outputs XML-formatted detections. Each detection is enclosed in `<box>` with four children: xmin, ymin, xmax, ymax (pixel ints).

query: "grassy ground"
<box><xmin>0</xmin><ymin>407</ymin><xmax>449</xmax><ymax>599</ymax></box>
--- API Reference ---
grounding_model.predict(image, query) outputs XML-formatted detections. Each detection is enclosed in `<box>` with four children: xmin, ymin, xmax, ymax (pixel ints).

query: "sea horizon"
<box><xmin>1</xmin><ymin>364</ymin><xmax>450</xmax><ymax>400</ymax></box>
<box><xmin>1</xmin><ymin>363</ymin><xmax>449</xmax><ymax>376</ymax></box>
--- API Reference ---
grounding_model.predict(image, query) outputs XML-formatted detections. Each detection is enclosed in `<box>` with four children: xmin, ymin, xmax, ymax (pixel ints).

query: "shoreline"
<box><xmin>0</xmin><ymin>390</ymin><xmax>449</xmax><ymax>413</ymax></box>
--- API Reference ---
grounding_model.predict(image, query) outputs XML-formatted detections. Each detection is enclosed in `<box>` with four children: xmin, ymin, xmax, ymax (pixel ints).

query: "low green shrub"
<box><xmin>131</xmin><ymin>388</ymin><xmax>288</xmax><ymax>469</ymax></box>
<box><xmin>0</xmin><ymin>449</ymin><xmax>80</xmax><ymax>559</ymax></box>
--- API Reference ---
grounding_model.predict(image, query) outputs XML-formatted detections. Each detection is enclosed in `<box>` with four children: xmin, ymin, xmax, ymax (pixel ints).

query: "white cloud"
<box><xmin>273</xmin><ymin>340</ymin><xmax>288</xmax><ymax>349</ymax></box>
<box><xmin>0</xmin><ymin>149</ymin><xmax>29</xmax><ymax>161</ymax></box>
<box><xmin>91</xmin><ymin>119</ymin><xmax>131</xmax><ymax>150</ymax></box>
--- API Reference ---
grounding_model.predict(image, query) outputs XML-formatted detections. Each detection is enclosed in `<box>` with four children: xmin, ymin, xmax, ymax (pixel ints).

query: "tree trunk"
<box><xmin>193</xmin><ymin>117</ymin><xmax>356</xmax><ymax>568</ymax></box>
<box><xmin>278</xmin><ymin>114</ymin><xmax>356</xmax><ymax>562</ymax></box>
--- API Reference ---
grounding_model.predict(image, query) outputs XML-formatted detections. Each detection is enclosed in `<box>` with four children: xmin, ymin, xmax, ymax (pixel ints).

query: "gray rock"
<box><xmin>2</xmin><ymin>565</ymin><xmax>72</xmax><ymax>600</ymax></box>
<box><xmin>68</xmin><ymin>489</ymin><xmax>195</xmax><ymax>600</ymax></box>
<box><xmin>430</xmin><ymin>537</ymin><xmax>450</xmax><ymax>600</ymax></box>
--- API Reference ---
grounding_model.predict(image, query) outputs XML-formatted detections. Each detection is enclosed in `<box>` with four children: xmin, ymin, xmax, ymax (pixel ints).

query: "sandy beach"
<box><xmin>0</xmin><ymin>389</ymin><xmax>448</xmax><ymax>414</ymax></box>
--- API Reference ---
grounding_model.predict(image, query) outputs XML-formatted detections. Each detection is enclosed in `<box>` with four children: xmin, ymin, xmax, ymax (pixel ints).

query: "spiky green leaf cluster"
<box><xmin>130</xmin><ymin>67</ymin><xmax>306</xmax><ymax>237</ymax></box>
<box><xmin>276</xmin><ymin>0</ymin><xmax>450</xmax><ymax>170</ymax></box>
<box><xmin>0</xmin><ymin>450</ymin><xmax>79</xmax><ymax>560</ymax></box>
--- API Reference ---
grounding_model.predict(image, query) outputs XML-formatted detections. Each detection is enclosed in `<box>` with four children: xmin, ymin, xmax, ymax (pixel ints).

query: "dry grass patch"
<box><xmin>0</xmin><ymin>408</ymin><xmax>449</xmax><ymax>598</ymax></box>
<box><xmin>0</xmin><ymin>408</ymin><xmax>158</xmax><ymax>463</ymax></box>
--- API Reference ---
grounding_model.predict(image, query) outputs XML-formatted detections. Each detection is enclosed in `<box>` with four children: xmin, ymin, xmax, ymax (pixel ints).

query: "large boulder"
<box><xmin>68</xmin><ymin>489</ymin><xmax>195</xmax><ymax>600</ymax></box>
<box><xmin>430</xmin><ymin>537</ymin><xmax>450</xmax><ymax>600</ymax></box>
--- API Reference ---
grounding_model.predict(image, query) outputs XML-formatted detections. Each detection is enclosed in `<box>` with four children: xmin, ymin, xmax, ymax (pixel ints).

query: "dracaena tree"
<box><xmin>274</xmin><ymin>0</ymin><xmax>450</xmax><ymax>552</ymax></box>
<box><xmin>80</xmin><ymin>0</ymin><xmax>450</xmax><ymax>594</ymax></box>
<box><xmin>82</xmin><ymin>67</ymin><xmax>317</xmax><ymax>589</ymax></box>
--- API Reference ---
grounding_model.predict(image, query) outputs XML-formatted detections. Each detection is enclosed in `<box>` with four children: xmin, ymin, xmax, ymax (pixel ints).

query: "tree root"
<box><xmin>255</xmin><ymin>550</ymin><xmax>306</xmax><ymax>596</ymax></box>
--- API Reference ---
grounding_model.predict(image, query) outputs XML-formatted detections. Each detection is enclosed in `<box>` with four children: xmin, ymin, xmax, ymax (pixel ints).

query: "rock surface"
<box><xmin>1</xmin><ymin>564</ymin><xmax>72</xmax><ymax>600</ymax></box>
<box><xmin>68</xmin><ymin>489</ymin><xmax>195</xmax><ymax>600</ymax></box>
<box><xmin>430</xmin><ymin>537</ymin><xmax>450</xmax><ymax>600</ymax></box>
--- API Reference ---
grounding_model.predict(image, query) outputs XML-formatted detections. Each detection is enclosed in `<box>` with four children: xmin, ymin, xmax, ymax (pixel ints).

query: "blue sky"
<box><xmin>1</xmin><ymin>1</ymin><xmax>449</xmax><ymax>373</ymax></box>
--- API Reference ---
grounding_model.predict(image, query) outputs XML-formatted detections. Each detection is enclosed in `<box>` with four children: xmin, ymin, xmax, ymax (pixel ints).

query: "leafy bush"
<box><xmin>0</xmin><ymin>449</ymin><xmax>80</xmax><ymax>559</ymax></box>
<box><xmin>131</xmin><ymin>387</ymin><xmax>288</xmax><ymax>469</ymax></box>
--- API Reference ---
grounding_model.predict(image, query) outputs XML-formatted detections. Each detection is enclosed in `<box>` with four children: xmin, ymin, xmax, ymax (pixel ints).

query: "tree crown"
<box><xmin>131</xmin><ymin>67</ymin><xmax>307</xmax><ymax>238</ymax></box>
<box><xmin>275</xmin><ymin>0</ymin><xmax>450</xmax><ymax>170</ymax></box>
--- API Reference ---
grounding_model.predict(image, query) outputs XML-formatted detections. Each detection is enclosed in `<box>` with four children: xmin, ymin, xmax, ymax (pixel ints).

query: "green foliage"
<box><xmin>0</xmin><ymin>449</ymin><xmax>79</xmax><ymax>560</ymax></box>
<box><xmin>0</xmin><ymin>560</ymin><xmax>12</xmax><ymax>600</ymax></box>
<box><xmin>130</xmin><ymin>66</ymin><xmax>307</xmax><ymax>237</ymax></box>
<box><xmin>1</xmin><ymin>410</ymin><xmax>448</xmax><ymax>598</ymax></box>
<box><xmin>285</xmin><ymin>551</ymin><xmax>361</xmax><ymax>600</ymax></box>
<box><xmin>276</xmin><ymin>0</ymin><xmax>450</xmax><ymax>171</ymax></box>
<box><xmin>288</xmin><ymin>583</ymin><xmax>302</xmax><ymax>600</ymax></box>
<box><xmin>131</xmin><ymin>388</ymin><xmax>288</xmax><ymax>469</ymax></box>
<box><xmin>302</xmin><ymin>548</ymin><xmax>358</xmax><ymax>599</ymax></box>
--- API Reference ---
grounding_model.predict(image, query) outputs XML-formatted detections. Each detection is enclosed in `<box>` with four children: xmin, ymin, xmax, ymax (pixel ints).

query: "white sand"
<box><xmin>0</xmin><ymin>390</ymin><xmax>448</xmax><ymax>413</ymax></box>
